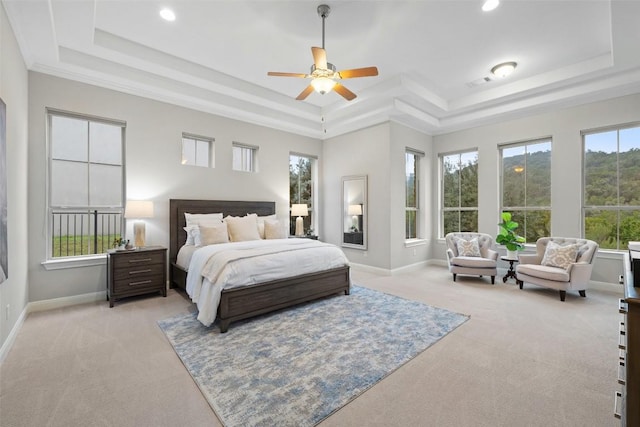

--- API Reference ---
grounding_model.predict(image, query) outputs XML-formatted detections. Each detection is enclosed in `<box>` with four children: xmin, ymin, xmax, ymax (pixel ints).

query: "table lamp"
<box><xmin>125</xmin><ymin>200</ymin><xmax>154</xmax><ymax>247</ymax></box>
<box><xmin>291</xmin><ymin>204</ymin><xmax>308</xmax><ymax>236</ymax></box>
<box><xmin>348</xmin><ymin>204</ymin><xmax>362</xmax><ymax>230</ymax></box>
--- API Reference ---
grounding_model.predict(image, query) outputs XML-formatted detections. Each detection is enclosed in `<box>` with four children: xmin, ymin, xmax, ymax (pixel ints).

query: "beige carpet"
<box><xmin>0</xmin><ymin>265</ymin><xmax>621</xmax><ymax>427</ymax></box>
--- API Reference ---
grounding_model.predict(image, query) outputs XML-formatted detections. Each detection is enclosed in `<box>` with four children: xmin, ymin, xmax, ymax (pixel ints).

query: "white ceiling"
<box><xmin>4</xmin><ymin>0</ymin><xmax>640</xmax><ymax>139</ymax></box>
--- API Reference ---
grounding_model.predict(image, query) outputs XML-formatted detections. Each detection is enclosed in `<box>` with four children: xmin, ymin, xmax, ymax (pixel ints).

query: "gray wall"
<box><xmin>0</xmin><ymin>3</ymin><xmax>29</xmax><ymax>356</ymax></box>
<box><xmin>431</xmin><ymin>93</ymin><xmax>640</xmax><ymax>284</ymax></box>
<box><xmin>28</xmin><ymin>72</ymin><xmax>322</xmax><ymax>302</ymax></box>
<box><xmin>321</xmin><ymin>121</ymin><xmax>432</xmax><ymax>271</ymax></box>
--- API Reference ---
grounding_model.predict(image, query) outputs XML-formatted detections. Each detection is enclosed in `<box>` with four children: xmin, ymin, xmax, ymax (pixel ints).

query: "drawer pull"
<box><xmin>619</xmin><ymin>331</ymin><xmax>626</xmax><ymax>350</ymax></box>
<box><xmin>129</xmin><ymin>258</ymin><xmax>152</xmax><ymax>264</ymax></box>
<box><xmin>129</xmin><ymin>269</ymin><xmax>152</xmax><ymax>275</ymax></box>
<box><xmin>129</xmin><ymin>280</ymin><xmax>152</xmax><ymax>286</ymax></box>
<box><xmin>619</xmin><ymin>298</ymin><xmax>627</xmax><ymax>314</ymax></box>
<box><xmin>614</xmin><ymin>391</ymin><xmax>623</xmax><ymax>420</ymax></box>
<box><xmin>618</xmin><ymin>362</ymin><xmax>626</xmax><ymax>385</ymax></box>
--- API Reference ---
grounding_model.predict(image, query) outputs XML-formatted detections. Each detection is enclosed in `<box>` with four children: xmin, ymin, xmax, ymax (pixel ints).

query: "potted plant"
<box><xmin>496</xmin><ymin>212</ymin><xmax>526</xmax><ymax>259</ymax></box>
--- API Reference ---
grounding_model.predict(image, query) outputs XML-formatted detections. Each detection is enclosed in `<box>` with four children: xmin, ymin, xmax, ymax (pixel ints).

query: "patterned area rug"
<box><xmin>158</xmin><ymin>285</ymin><xmax>469</xmax><ymax>427</ymax></box>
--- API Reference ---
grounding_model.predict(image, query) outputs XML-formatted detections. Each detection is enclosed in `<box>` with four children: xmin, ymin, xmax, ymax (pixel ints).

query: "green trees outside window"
<box><xmin>501</xmin><ymin>140</ymin><xmax>551</xmax><ymax>243</ymax></box>
<box><xmin>442</xmin><ymin>151</ymin><xmax>478</xmax><ymax>236</ymax></box>
<box><xmin>584</xmin><ymin>125</ymin><xmax>640</xmax><ymax>250</ymax></box>
<box><xmin>289</xmin><ymin>154</ymin><xmax>314</xmax><ymax>236</ymax></box>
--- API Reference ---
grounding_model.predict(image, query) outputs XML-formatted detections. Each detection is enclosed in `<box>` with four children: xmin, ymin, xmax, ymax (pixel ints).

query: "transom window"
<box><xmin>182</xmin><ymin>133</ymin><xmax>214</xmax><ymax>168</ymax></box>
<box><xmin>233</xmin><ymin>142</ymin><xmax>258</xmax><ymax>172</ymax></box>
<box><xmin>583</xmin><ymin>124</ymin><xmax>640</xmax><ymax>250</ymax></box>
<box><xmin>500</xmin><ymin>139</ymin><xmax>551</xmax><ymax>243</ymax></box>
<box><xmin>48</xmin><ymin>110</ymin><xmax>125</xmax><ymax>259</ymax></box>
<box><xmin>441</xmin><ymin>150</ymin><xmax>478</xmax><ymax>236</ymax></box>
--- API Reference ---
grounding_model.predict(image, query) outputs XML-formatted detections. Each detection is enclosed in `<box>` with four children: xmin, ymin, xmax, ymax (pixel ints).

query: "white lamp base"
<box><xmin>295</xmin><ymin>216</ymin><xmax>304</xmax><ymax>236</ymax></box>
<box><xmin>133</xmin><ymin>221</ymin><xmax>146</xmax><ymax>247</ymax></box>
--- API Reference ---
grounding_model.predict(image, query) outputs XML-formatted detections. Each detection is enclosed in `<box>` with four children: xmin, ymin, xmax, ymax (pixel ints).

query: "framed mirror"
<box><xmin>342</xmin><ymin>175</ymin><xmax>367</xmax><ymax>250</ymax></box>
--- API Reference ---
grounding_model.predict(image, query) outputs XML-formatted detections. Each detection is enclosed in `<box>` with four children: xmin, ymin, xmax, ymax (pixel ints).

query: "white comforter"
<box><xmin>183</xmin><ymin>238</ymin><xmax>349</xmax><ymax>326</ymax></box>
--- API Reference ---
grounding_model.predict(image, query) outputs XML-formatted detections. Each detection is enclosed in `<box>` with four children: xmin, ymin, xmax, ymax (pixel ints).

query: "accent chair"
<box><xmin>445</xmin><ymin>232</ymin><xmax>499</xmax><ymax>284</ymax></box>
<box><xmin>515</xmin><ymin>237</ymin><xmax>599</xmax><ymax>301</ymax></box>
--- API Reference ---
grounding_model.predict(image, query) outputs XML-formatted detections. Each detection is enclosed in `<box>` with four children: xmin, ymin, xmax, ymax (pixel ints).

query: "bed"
<box><xmin>169</xmin><ymin>199</ymin><xmax>351</xmax><ymax>332</ymax></box>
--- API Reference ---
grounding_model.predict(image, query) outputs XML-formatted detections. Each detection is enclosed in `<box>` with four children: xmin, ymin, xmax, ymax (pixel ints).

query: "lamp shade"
<box><xmin>125</xmin><ymin>200</ymin><xmax>154</xmax><ymax>219</ymax></box>
<box><xmin>291</xmin><ymin>204</ymin><xmax>309</xmax><ymax>217</ymax></box>
<box><xmin>348</xmin><ymin>204</ymin><xmax>362</xmax><ymax>216</ymax></box>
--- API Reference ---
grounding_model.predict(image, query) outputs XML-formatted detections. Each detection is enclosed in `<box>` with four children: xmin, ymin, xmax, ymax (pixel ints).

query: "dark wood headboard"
<box><xmin>168</xmin><ymin>199</ymin><xmax>276</xmax><ymax>263</ymax></box>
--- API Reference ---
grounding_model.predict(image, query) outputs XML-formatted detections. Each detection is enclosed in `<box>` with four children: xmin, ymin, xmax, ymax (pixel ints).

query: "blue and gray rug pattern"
<box><xmin>158</xmin><ymin>285</ymin><xmax>469</xmax><ymax>427</ymax></box>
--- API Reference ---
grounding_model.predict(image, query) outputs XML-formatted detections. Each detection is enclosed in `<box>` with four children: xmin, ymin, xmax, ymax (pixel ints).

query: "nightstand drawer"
<box><xmin>111</xmin><ymin>251</ymin><xmax>164</xmax><ymax>269</ymax></box>
<box><xmin>113</xmin><ymin>263</ymin><xmax>164</xmax><ymax>281</ymax></box>
<box><xmin>113</xmin><ymin>273</ymin><xmax>165</xmax><ymax>294</ymax></box>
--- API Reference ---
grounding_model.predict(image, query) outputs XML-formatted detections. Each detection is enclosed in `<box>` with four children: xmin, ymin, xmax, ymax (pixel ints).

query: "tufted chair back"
<box><xmin>535</xmin><ymin>237</ymin><xmax>598</xmax><ymax>264</ymax></box>
<box><xmin>445</xmin><ymin>232</ymin><xmax>496</xmax><ymax>258</ymax></box>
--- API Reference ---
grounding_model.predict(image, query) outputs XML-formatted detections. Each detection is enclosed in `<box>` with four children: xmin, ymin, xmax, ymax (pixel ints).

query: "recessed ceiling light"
<box><xmin>491</xmin><ymin>61</ymin><xmax>517</xmax><ymax>78</ymax></box>
<box><xmin>482</xmin><ymin>0</ymin><xmax>500</xmax><ymax>12</ymax></box>
<box><xmin>159</xmin><ymin>8</ymin><xmax>176</xmax><ymax>22</ymax></box>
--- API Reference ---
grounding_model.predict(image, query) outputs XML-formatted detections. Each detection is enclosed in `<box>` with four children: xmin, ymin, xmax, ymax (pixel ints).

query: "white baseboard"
<box><xmin>0</xmin><ymin>291</ymin><xmax>106</xmax><ymax>365</ymax></box>
<box><xmin>27</xmin><ymin>291</ymin><xmax>106</xmax><ymax>313</ymax></box>
<box><xmin>0</xmin><ymin>305</ymin><xmax>28</xmax><ymax>364</ymax></box>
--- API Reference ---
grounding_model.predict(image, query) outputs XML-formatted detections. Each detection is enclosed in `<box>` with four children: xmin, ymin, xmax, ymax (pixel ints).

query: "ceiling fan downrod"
<box><xmin>317</xmin><ymin>4</ymin><xmax>330</xmax><ymax>50</ymax></box>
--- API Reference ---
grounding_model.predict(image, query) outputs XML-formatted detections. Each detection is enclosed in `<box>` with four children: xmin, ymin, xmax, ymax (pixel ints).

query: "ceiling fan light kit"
<box><xmin>267</xmin><ymin>4</ymin><xmax>379</xmax><ymax>101</ymax></box>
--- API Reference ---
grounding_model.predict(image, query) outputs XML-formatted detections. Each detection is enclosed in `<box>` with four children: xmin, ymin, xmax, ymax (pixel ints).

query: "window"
<box><xmin>405</xmin><ymin>149</ymin><xmax>424</xmax><ymax>240</ymax></box>
<box><xmin>289</xmin><ymin>154</ymin><xmax>316</xmax><ymax>235</ymax></box>
<box><xmin>48</xmin><ymin>111</ymin><xmax>125</xmax><ymax>259</ymax></box>
<box><xmin>583</xmin><ymin>124</ymin><xmax>640</xmax><ymax>250</ymax></box>
<box><xmin>500</xmin><ymin>139</ymin><xmax>551</xmax><ymax>243</ymax></box>
<box><xmin>233</xmin><ymin>142</ymin><xmax>258</xmax><ymax>172</ymax></box>
<box><xmin>182</xmin><ymin>133</ymin><xmax>213</xmax><ymax>167</ymax></box>
<box><xmin>441</xmin><ymin>150</ymin><xmax>478</xmax><ymax>236</ymax></box>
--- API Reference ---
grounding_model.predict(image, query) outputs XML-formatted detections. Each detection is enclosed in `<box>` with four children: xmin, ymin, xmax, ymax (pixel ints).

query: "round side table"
<box><xmin>501</xmin><ymin>256</ymin><xmax>519</xmax><ymax>283</ymax></box>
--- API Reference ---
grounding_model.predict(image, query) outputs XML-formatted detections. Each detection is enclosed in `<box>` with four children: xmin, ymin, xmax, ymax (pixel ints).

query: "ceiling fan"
<box><xmin>267</xmin><ymin>4</ymin><xmax>378</xmax><ymax>101</ymax></box>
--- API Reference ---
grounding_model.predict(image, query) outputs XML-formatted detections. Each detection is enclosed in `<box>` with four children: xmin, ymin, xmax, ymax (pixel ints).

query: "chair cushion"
<box><xmin>517</xmin><ymin>264</ymin><xmax>570</xmax><ymax>282</ymax></box>
<box><xmin>455</xmin><ymin>237</ymin><xmax>481</xmax><ymax>257</ymax></box>
<box><xmin>452</xmin><ymin>256</ymin><xmax>496</xmax><ymax>268</ymax></box>
<box><xmin>541</xmin><ymin>241</ymin><xmax>578</xmax><ymax>270</ymax></box>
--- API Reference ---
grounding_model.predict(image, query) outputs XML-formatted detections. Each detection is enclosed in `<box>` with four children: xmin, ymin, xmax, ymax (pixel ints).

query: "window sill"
<box><xmin>405</xmin><ymin>239</ymin><xmax>427</xmax><ymax>248</ymax></box>
<box><xmin>42</xmin><ymin>255</ymin><xmax>106</xmax><ymax>271</ymax></box>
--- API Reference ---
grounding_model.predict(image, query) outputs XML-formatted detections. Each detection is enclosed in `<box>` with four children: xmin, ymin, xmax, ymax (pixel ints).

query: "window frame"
<box><xmin>45</xmin><ymin>109</ymin><xmax>126</xmax><ymax>265</ymax></box>
<box><xmin>439</xmin><ymin>149</ymin><xmax>479</xmax><ymax>237</ymax></box>
<box><xmin>499</xmin><ymin>137</ymin><xmax>552</xmax><ymax>243</ymax></box>
<box><xmin>232</xmin><ymin>142</ymin><xmax>258</xmax><ymax>173</ymax></box>
<box><xmin>181</xmin><ymin>132</ymin><xmax>214</xmax><ymax>168</ymax></box>
<box><xmin>405</xmin><ymin>148</ymin><xmax>425</xmax><ymax>242</ymax></box>
<box><xmin>289</xmin><ymin>152</ymin><xmax>318</xmax><ymax>236</ymax></box>
<box><xmin>582</xmin><ymin>122</ymin><xmax>640</xmax><ymax>251</ymax></box>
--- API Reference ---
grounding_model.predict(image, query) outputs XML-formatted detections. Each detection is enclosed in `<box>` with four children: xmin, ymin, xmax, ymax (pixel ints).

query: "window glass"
<box><xmin>181</xmin><ymin>134</ymin><xmax>213</xmax><ymax>168</ymax></box>
<box><xmin>501</xmin><ymin>140</ymin><xmax>551</xmax><ymax>243</ymax></box>
<box><xmin>441</xmin><ymin>150</ymin><xmax>478</xmax><ymax>236</ymax></box>
<box><xmin>233</xmin><ymin>144</ymin><xmax>257</xmax><ymax>172</ymax></box>
<box><xmin>289</xmin><ymin>154</ymin><xmax>316</xmax><ymax>235</ymax></box>
<box><xmin>584</xmin><ymin>125</ymin><xmax>640</xmax><ymax>249</ymax></box>
<box><xmin>406</xmin><ymin>150</ymin><xmax>423</xmax><ymax>239</ymax></box>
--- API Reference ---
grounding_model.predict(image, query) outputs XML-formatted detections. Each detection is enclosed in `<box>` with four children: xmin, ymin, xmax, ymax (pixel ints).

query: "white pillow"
<box><xmin>185</xmin><ymin>212</ymin><xmax>223</xmax><ymax>227</ymax></box>
<box><xmin>183</xmin><ymin>225</ymin><xmax>200</xmax><ymax>246</ymax></box>
<box><xmin>199</xmin><ymin>223</ymin><xmax>230</xmax><ymax>246</ymax></box>
<box><xmin>264</xmin><ymin>219</ymin><xmax>287</xmax><ymax>239</ymax></box>
<box><xmin>224</xmin><ymin>215</ymin><xmax>261</xmax><ymax>242</ymax></box>
<box><xmin>455</xmin><ymin>237</ymin><xmax>481</xmax><ymax>257</ymax></box>
<box><xmin>247</xmin><ymin>213</ymin><xmax>277</xmax><ymax>239</ymax></box>
<box><xmin>541</xmin><ymin>241</ymin><xmax>578</xmax><ymax>270</ymax></box>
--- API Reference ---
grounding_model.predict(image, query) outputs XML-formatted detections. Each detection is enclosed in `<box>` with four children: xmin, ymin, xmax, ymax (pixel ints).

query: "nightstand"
<box><xmin>107</xmin><ymin>246</ymin><xmax>167</xmax><ymax>307</ymax></box>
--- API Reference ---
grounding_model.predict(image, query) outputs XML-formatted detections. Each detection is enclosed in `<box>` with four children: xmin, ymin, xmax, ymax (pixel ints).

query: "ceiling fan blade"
<box><xmin>311</xmin><ymin>47</ymin><xmax>328</xmax><ymax>69</ymax></box>
<box><xmin>267</xmin><ymin>72</ymin><xmax>308</xmax><ymax>78</ymax></box>
<box><xmin>296</xmin><ymin>85</ymin><xmax>315</xmax><ymax>100</ymax></box>
<box><xmin>337</xmin><ymin>67</ymin><xmax>379</xmax><ymax>79</ymax></box>
<box><xmin>333</xmin><ymin>83</ymin><xmax>357</xmax><ymax>101</ymax></box>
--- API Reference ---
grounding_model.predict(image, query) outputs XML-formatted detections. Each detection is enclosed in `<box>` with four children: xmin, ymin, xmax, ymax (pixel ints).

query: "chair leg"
<box><xmin>579</xmin><ymin>290</ymin><xmax>586</xmax><ymax>297</ymax></box>
<box><xmin>517</xmin><ymin>280</ymin><xmax>523</xmax><ymax>289</ymax></box>
<box><xmin>453</xmin><ymin>273</ymin><xmax>457</xmax><ymax>282</ymax></box>
<box><xmin>559</xmin><ymin>290</ymin><xmax>566</xmax><ymax>301</ymax></box>
<box><xmin>491</xmin><ymin>276</ymin><xmax>495</xmax><ymax>285</ymax></box>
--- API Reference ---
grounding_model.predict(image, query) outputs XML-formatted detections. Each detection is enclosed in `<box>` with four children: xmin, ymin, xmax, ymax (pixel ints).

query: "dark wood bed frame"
<box><xmin>169</xmin><ymin>199</ymin><xmax>350</xmax><ymax>332</ymax></box>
